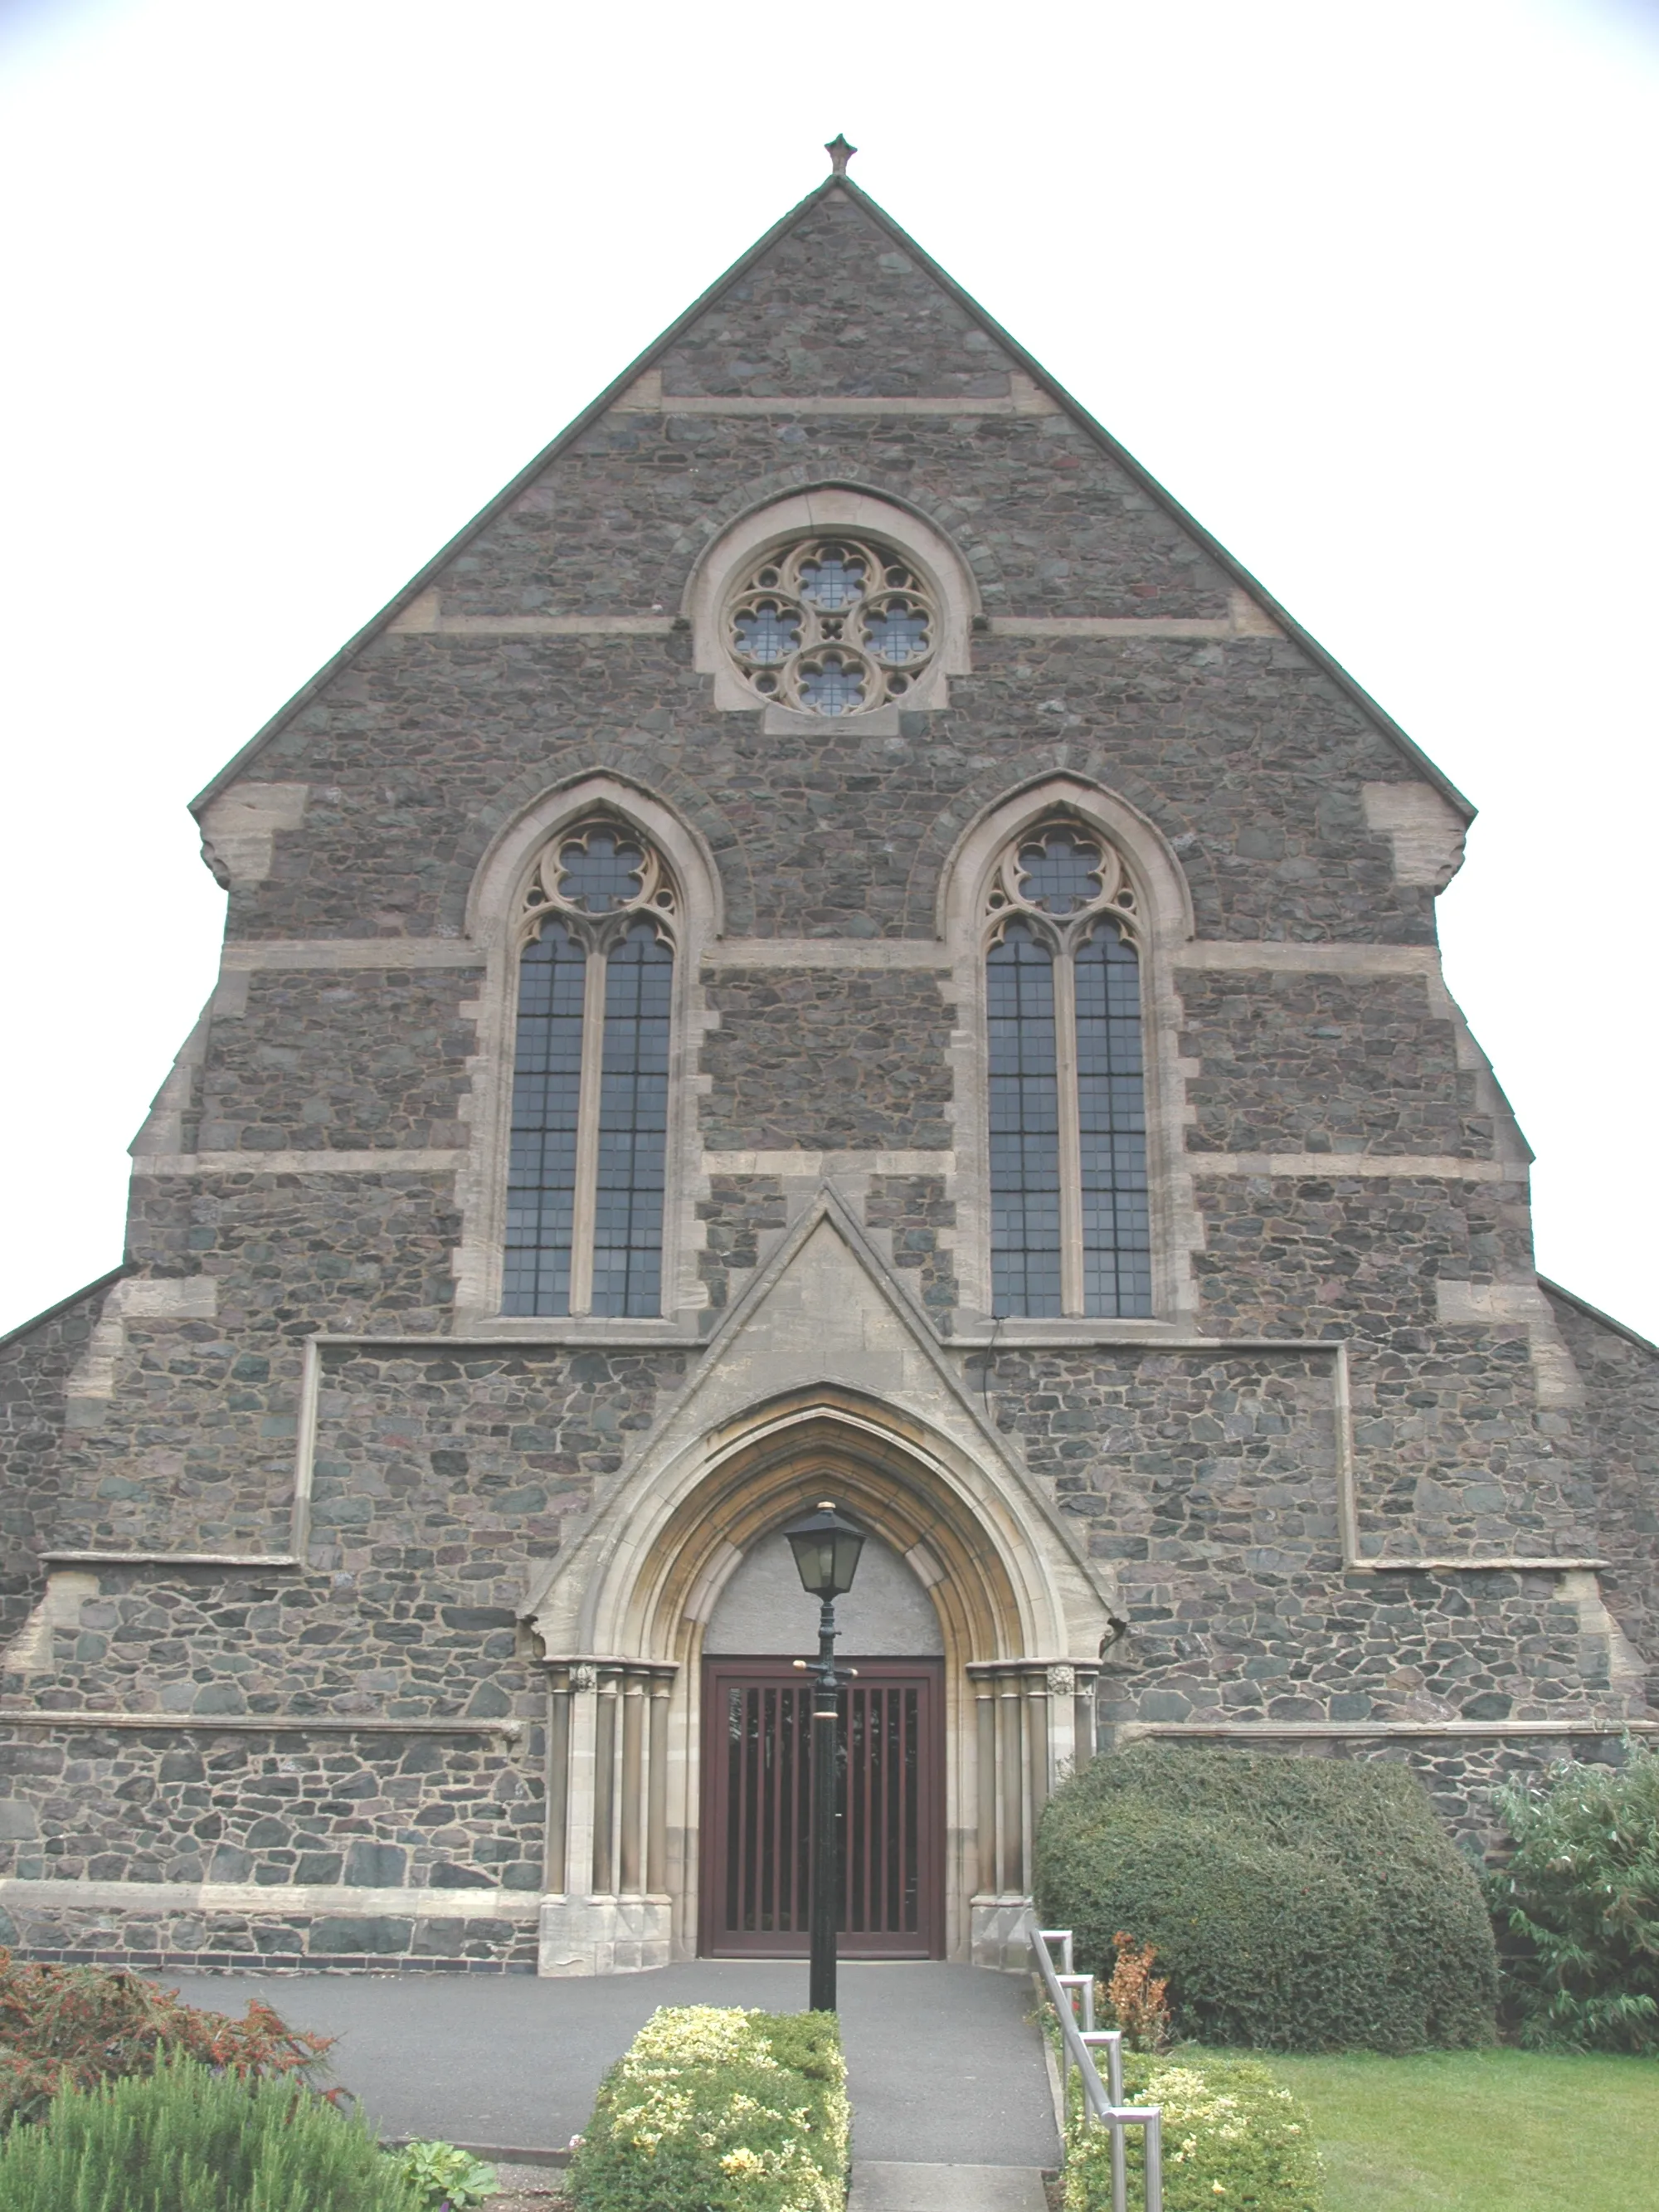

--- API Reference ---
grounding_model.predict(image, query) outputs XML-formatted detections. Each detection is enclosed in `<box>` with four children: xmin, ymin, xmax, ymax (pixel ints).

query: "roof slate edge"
<box><xmin>1539</xmin><ymin>1275</ymin><xmax>1659</xmax><ymax>1359</ymax></box>
<box><xmin>0</xmin><ymin>1264</ymin><xmax>129</xmax><ymax>1355</ymax></box>
<box><xmin>830</xmin><ymin>181</ymin><xmax>1475</xmax><ymax>823</ymax></box>
<box><xmin>192</xmin><ymin>172</ymin><xmax>1474</xmax><ymax>825</ymax></box>
<box><xmin>190</xmin><ymin>177</ymin><xmax>847</xmax><ymax>814</ymax></box>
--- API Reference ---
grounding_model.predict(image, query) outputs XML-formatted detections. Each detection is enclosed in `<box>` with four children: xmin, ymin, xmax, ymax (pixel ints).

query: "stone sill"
<box><xmin>41</xmin><ymin>1551</ymin><xmax>300</xmax><ymax>1569</ymax></box>
<box><xmin>1359</xmin><ymin>1557</ymin><xmax>1608</xmax><ymax>1573</ymax></box>
<box><xmin>1116</xmin><ymin>1719</ymin><xmax>1657</xmax><ymax>1740</ymax></box>
<box><xmin>0</xmin><ymin>1878</ymin><xmax>539</xmax><ymax>1918</ymax></box>
<box><xmin>0</xmin><ymin>1712</ymin><xmax>522</xmax><ymax>1735</ymax></box>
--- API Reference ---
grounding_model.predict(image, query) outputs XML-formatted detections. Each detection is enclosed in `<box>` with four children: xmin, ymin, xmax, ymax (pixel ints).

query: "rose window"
<box><xmin>724</xmin><ymin>537</ymin><xmax>938</xmax><ymax>714</ymax></box>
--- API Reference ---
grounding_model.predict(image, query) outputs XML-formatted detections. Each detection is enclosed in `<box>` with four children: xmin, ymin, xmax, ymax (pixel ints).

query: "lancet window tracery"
<box><xmin>984</xmin><ymin>821</ymin><xmax>1151</xmax><ymax>1318</ymax></box>
<box><xmin>504</xmin><ymin>823</ymin><xmax>676</xmax><ymax>1317</ymax></box>
<box><xmin>723</xmin><ymin>535</ymin><xmax>938</xmax><ymax>716</ymax></box>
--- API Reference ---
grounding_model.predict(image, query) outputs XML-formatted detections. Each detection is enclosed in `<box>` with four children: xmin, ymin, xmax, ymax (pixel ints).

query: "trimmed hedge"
<box><xmin>1062</xmin><ymin>2049</ymin><xmax>1324</xmax><ymax>2212</ymax></box>
<box><xmin>1035</xmin><ymin>1743</ymin><xmax>1497</xmax><ymax>2051</ymax></box>
<box><xmin>567</xmin><ymin>2005</ymin><xmax>849</xmax><ymax>2212</ymax></box>
<box><xmin>0</xmin><ymin>2054</ymin><xmax>420</xmax><ymax>2212</ymax></box>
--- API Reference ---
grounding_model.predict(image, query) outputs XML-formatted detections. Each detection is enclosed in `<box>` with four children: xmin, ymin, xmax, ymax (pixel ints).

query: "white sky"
<box><xmin>1</xmin><ymin>0</ymin><xmax>1655</xmax><ymax>1342</ymax></box>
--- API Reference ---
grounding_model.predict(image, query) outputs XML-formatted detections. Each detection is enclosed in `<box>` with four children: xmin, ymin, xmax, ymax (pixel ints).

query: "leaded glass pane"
<box><xmin>503</xmin><ymin>919</ymin><xmax>586</xmax><ymax>1315</ymax></box>
<box><xmin>1016</xmin><ymin>827</ymin><xmax>1103</xmax><ymax>915</ymax></box>
<box><xmin>864</xmin><ymin>597</ymin><xmax>930</xmax><ymax>665</ymax></box>
<box><xmin>797</xmin><ymin>547</ymin><xmax>867</xmax><ymax>611</ymax></box>
<box><xmin>558</xmin><ymin>830</ymin><xmax>646</xmax><ymax>912</ymax></box>
<box><xmin>733</xmin><ymin>600</ymin><xmax>800</xmax><ymax>665</ymax></box>
<box><xmin>797</xmin><ymin>652</ymin><xmax>866</xmax><ymax>716</ymax></box>
<box><xmin>987</xmin><ymin>922</ymin><xmax>1063</xmax><ymax>1317</ymax></box>
<box><xmin>591</xmin><ymin>922</ymin><xmax>673</xmax><ymax>1317</ymax></box>
<box><xmin>1074</xmin><ymin>920</ymin><xmax>1151</xmax><ymax>1316</ymax></box>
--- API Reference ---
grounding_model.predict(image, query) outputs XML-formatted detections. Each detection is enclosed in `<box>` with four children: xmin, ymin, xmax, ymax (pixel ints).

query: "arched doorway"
<box><xmin>528</xmin><ymin>1386</ymin><xmax>1112</xmax><ymax>1974</ymax></box>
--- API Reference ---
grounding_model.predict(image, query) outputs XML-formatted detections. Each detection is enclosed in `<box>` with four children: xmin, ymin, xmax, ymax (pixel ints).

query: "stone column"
<box><xmin>537</xmin><ymin>1656</ymin><xmax>679</xmax><ymax>1976</ymax></box>
<box><xmin>966</xmin><ymin>1657</ymin><xmax>1101</xmax><ymax>1969</ymax></box>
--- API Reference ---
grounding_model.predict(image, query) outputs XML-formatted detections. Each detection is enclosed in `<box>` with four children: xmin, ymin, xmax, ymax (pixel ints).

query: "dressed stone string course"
<box><xmin>1</xmin><ymin>173</ymin><xmax>1653</xmax><ymax>1971</ymax></box>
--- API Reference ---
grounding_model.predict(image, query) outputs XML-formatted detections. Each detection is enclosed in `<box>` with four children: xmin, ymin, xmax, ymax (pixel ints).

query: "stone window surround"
<box><xmin>684</xmin><ymin>485</ymin><xmax>977</xmax><ymax>723</ymax></box>
<box><xmin>980</xmin><ymin>817</ymin><xmax>1151</xmax><ymax>1319</ymax></box>
<box><xmin>939</xmin><ymin>775</ymin><xmax>1199</xmax><ymax>1335</ymax></box>
<box><xmin>448</xmin><ymin>768</ymin><xmax>1198</xmax><ymax>1341</ymax></box>
<box><xmin>452</xmin><ymin>774</ymin><xmax>722</xmax><ymax>1332</ymax></box>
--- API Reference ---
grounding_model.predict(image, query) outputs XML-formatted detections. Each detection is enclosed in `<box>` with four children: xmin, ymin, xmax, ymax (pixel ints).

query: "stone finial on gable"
<box><xmin>825</xmin><ymin>134</ymin><xmax>857</xmax><ymax>177</ymax></box>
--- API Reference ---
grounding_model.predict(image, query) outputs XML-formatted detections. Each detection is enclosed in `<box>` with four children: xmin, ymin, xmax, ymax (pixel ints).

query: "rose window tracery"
<box><xmin>724</xmin><ymin>537</ymin><xmax>938</xmax><ymax>715</ymax></box>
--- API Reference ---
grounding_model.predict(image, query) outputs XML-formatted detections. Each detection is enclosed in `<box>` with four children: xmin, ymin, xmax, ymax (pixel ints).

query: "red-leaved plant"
<box><xmin>0</xmin><ymin>1948</ymin><xmax>336</xmax><ymax>2132</ymax></box>
<box><xmin>1097</xmin><ymin>1931</ymin><xmax>1172</xmax><ymax>2052</ymax></box>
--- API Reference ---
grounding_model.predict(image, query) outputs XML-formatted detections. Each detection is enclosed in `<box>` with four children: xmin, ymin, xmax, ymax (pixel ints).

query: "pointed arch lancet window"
<box><xmin>985</xmin><ymin>823</ymin><xmax>1151</xmax><ymax>1317</ymax></box>
<box><xmin>504</xmin><ymin>825</ymin><xmax>676</xmax><ymax>1316</ymax></box>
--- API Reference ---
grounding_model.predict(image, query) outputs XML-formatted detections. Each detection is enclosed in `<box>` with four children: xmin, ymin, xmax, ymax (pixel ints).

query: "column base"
<box><xmin>538</xmin><ymin>1894</ymin><xmax>674</xmax><ymax>1976</ymax></box>
<box><xmin>970</xmin><ymin>1894</ymin><xmax>1034</xmax><ymax>1971</ymax></box>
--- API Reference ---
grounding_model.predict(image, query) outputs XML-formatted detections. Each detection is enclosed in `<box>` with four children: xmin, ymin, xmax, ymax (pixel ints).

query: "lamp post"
<box><xmin>785</xmin><ymin>1498</ymin><xmax>866</xmax><ymax>2014</ymax></box>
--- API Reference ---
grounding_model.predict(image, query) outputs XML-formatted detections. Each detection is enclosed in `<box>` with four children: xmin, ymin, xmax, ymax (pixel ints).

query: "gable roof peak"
<box><xmin>192</xmin><ymin>164</ymin><xmax>1475</xmax><ymax>825</ymax></box>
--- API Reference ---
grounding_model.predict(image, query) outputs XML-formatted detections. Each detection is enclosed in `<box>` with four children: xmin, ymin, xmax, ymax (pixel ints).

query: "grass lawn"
<box><xmin>1247</xmin><ymin>2048</ymin><xmax>1657</xmax><ymax>2212</ymax></box>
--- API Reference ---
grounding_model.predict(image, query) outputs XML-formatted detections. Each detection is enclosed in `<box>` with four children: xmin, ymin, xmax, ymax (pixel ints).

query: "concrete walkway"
<box><xmin>168</xmin><ymin>1960</ymin><xmax>1058</xmax><ymax>2193</ymax></box>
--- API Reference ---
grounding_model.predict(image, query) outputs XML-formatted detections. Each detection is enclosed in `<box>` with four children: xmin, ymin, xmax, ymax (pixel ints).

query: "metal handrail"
<box><xmin>1033</xmin><ymin>1927</ymin><xmax>1163</xmax><ymax>2212</ymax></box>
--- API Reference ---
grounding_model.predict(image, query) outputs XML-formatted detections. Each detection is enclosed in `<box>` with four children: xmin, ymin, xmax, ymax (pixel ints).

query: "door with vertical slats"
<box><xmin>700</xmin><ymin>1659</ymin><xmax>943</xmax><ymax>1957</ymax></box>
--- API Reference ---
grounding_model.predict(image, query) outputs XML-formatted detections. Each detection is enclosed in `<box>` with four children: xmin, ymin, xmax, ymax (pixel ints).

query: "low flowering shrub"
<box><xmin>567</xmin><ymin>2004</ymin><xmax>849</xmax><ymax>2212</ymax></box>
<box><xmin>1486</xmin><ymin>1743</ymin><xmax>1659</xmax><ymax>2053</ymax></box>
<box><xmin>0</xmin><ymin>1948</ymin><xmax>334</xmax><ymax>2132</ymax></box>
<box><xmin>1061</xmin><ymin>2048</ymin><xmax>1324</xmax><ymax>2212</ymax></box>
<box><xmin>0</xmin><ymin>2053</ymin><xmax>421</xmax><ymax>2212</ymax></box>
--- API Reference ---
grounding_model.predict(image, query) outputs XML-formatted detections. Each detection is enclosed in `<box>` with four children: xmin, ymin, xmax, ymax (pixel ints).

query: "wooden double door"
<box><xmin>700</xmin><ymin>1658</ymin><xmax>944</xmax><ymax>1958</ymax></box>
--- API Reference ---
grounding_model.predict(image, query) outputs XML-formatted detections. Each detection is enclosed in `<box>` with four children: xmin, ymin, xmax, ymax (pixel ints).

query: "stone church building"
<box><xmin>3</xmin><ymin>154</ymin><xmax>1657</xmax><ymax>1978</ymax></box>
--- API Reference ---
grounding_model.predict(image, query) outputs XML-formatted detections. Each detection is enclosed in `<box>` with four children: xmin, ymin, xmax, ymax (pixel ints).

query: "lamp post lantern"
<box><xmin>785</xmin><ymin>1498</ymin><xmax>865</xmax><ymax>2013</ymax></box>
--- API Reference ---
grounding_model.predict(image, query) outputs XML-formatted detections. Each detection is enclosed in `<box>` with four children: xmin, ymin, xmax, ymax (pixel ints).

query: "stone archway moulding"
<box><xmin>528</xmin><ymin>1380</ymin><xmax>1112</xmax><ymax>1978</ymax></box>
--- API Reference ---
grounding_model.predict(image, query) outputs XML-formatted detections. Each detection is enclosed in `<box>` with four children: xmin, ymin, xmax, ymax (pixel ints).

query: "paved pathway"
<box><xmin>169</xmin><ymin>1960</ymin><xmax>1058</xmax><ymax>2194</ymax></box>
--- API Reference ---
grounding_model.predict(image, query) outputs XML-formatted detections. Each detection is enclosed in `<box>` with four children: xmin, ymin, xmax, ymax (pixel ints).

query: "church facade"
<box><xmin>3</xmin><ymin>159</ymin><xmax>1656</xmax><ymax>1978</ymax></box>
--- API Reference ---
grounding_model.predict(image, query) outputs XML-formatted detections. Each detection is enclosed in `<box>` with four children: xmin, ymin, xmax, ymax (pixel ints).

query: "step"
<box><xmin>849</xmin><ymin>2163</ymin><xmax>1048</xmax><ymax>2211</ymax></box>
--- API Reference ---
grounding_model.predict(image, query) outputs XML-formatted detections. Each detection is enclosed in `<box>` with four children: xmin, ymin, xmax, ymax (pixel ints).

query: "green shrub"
<box><xmin>1061</xmin><ymin>2047</ymin><xmax>1324</xmax><ymax>2212</ymax></box>
<box><xmin>1035</xmin><ymin>1742</ymin><xmax>1497</xmax><ymax>2052</ymax></box>
<box><xmin>0</xmin><ymin>1947</ymin><xmax>333</xmax><ymax>2132</ymax></box>
<box><xmin>394</xmin><ymin>2139</ymin><xmax>499</xmax><ymax>2209</ymax></box>
<box><xmin>567</xmin><ymin>2005</ymin><xmax>849</xmax><ymax>2212</ymax></box>
<box><xmin>1486</xmin><ymin>1742</ymin><xmax>1659</xmax><ymax>2053</ymax></box>
<box><xmin>0</xmin><ymin>2054</ymin><xmax>421</xmax><ymax>2212</ymax></box>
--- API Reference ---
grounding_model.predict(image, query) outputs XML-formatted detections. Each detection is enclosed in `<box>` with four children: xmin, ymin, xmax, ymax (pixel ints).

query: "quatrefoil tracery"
<box><xmin>725</xmin><ymin>536</ymin><xmax>938</xmax><ymax>716</ymax></box>
<box><xmin>518</xmin><ymin>821</ymin><xmax>678</xmax><ymax>952</ymax></box>
<box><xmin>984</xmin><ymin>821</ymin><xmax>1141</xmax><ymax>953</ymax></box>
